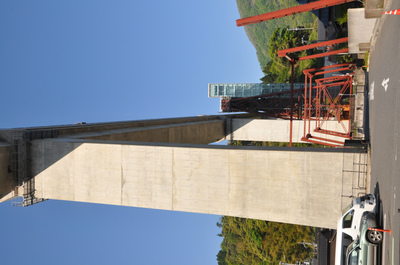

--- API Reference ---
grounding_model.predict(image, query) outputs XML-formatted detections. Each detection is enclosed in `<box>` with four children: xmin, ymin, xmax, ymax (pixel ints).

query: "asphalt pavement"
<box><xmin>368</xmin><ymin>0</ymin><xmax>400</xmax><ymax>264</ymax></box>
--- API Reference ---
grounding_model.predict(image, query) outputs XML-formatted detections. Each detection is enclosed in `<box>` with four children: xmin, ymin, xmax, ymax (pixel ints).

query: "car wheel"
<box><xmin>367</xmin><ymin>229</ymin><xmax>383</xmax><ymax>244</ymax></box>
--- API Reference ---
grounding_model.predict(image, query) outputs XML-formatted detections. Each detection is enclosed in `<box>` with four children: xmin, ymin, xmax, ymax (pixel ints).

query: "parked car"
<box><xmin>335</xmin><ymin>194</ymin><xmax>379</xmax><ymax>265</ymax></box>
<box><xmin>345</xmin><ymin>212</ymin><xmax>382</xmax><ymax>265</ymax></box>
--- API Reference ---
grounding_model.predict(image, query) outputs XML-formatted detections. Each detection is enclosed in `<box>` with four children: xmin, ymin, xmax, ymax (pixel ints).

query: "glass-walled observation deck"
<box><xmin>208</xmin><ymin>83</ymin><xmax>306</xmax><ymax>98</ymax></box>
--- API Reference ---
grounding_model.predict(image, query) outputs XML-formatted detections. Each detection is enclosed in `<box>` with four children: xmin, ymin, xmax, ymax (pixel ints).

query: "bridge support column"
<box><xmin>31</xmin><ymin>138</ymin><xmax>365</xmax><ymax>229</ymax></box>
<box><xmin>0</xmin><ymin>115</ymin><xmax>368</xmax><ymax>229</ymax></box>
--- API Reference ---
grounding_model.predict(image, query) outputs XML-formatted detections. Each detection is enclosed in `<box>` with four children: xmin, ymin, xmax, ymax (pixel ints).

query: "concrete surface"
<box><xmin>30</xmin><ymin>138</ymin><xmax>367</xmax><ymax>229</ymax></box>
<box><xmin>368</xmin><ymin>0</ymin><xmax>400</xmax><ymax>262</ymax></box>
<box><xmin>365</xmin><ymin>0</ymin><xmax>385</xmax><ymax>18</ymax></box>
<box><xmin>0</xmin><ymin>114</ymin><xmax>370</xmax><ymax>229</ymax></box>
<box><xmin>228</xmin><ymin>118</ymin><xmax>351</xmax><ymax>143</ymax></box>
<box><xmin>353</xmin><ymin>68</ymin><xmax>367</xmax><ymax>139</ymax></box>
<box><xmin>348</xmin><ymin>8</ymin><xmax>377</xmax><ymax>54</ymax></box>
<box><xmin>0</xmin><ymin>143</ymin><xmax>13</xmax><ymax>201</ymax></box>
<box><xmin>70</xmin><ymin>119</ymin><xmax>226</xmax><ymax>144</ymax></box>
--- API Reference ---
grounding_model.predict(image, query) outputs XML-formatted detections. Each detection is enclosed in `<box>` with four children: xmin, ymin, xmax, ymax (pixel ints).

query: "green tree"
<box><xmin>217</xmin><ymin>249</ymin><xmax>229</xmax><ymax>265</ymax></box>
<box><xmin>235</xmin><ymin>0</ymin><xmax>316</xmax><ymax>68</ymax></box>
<box><xmin>261</xmin><ymin>27</ymin><xmax>317</xmax><ymax>83</ymax></box>
<box><xmin>216</xmin><ymin>216</ymin><xmax>315</xmax><ymax>264</ymax></box>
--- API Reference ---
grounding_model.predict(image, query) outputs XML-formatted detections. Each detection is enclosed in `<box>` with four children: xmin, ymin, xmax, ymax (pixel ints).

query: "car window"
<box><xmin>342</xmin><ymin>210</ymin><xmax>354</xmax><ymax>229</ymax></box>
<box><xmin>346</xmin><ymin>247</ymin><xmax>359</xmax><ymax>265</ymax></box>
<box><xmin>342</xmin><ymin>234</ymin><xmax>353</xmax><ymax>265</ymax></box>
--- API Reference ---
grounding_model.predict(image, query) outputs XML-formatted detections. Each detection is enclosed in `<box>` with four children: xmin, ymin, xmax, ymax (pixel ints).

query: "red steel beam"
<box><xmin>298</xmin><ymin>48</ymin><xmax>349</xmax><ymax>61</ymax></box>
<box><xmin>314</xmin><ymin>128</ymin><xmax>350</xmax><ymax>138</ymax></box>
<box><xmin>303</xmin><ymin>63</ymin><xmax>354</xmax><ymax>75</ymax></box>
<box><xmin>277</xmin><ymin>37</ymin><xmax>348</xmax><ymax>57</ymax></box>
<box><xmin>305</xmin><ymin>134</ymin><xmax>346</xmax><ymax>144</ymax></box>
<box><xmin>314</xmin><ymin>66</ymin><xmax>353</xmax><ymax>76</ymax></box>
<box><xmin>302</xmin><ymin>63</ymin><xmax>353</xmax><ymax>146</ymax></box>
<box><xmin>236</xmin><ymin>0</ymin><xmax>356</xmax><ymax>26</ymax></box>
<box><xmin>301</xmin><ymin>136</ymin><xmax>344</xmax><ymax>147</ymax></box>
<box><xmin>310</xmin><ymin>81</ymin><xmax>350</xmax><ymax>90</ymax></box>
<box><xmin>315</xmin><ymin>75</ymin><xmax>351</xmax><ymax>84</ymax></box>
<box><xmin>314</xmin><ymin>77</ymin><xmax>352</xmax><ymax>135</ymax></box>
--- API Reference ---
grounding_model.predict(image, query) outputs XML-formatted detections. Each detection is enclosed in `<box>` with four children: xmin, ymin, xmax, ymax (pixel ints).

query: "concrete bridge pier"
<box><xmin>0</xmin><ymin>114</ymin><xmax>368</xmax><ymax>229</ymax></box>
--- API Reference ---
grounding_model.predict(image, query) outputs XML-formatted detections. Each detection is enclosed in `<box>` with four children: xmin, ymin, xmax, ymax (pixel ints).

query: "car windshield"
<box><xmin>346</xmin><ymin>240</ymin><xmax>359</xmax><ymax>265</ymax></box>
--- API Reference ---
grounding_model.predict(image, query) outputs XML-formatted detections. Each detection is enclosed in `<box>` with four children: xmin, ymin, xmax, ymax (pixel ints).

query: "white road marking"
<box><xmin>392</xmin><ymin>237</ymin><xmax>394</xmax><ymax>265</ymax></box>
<box><xmin>370</xmin><ymin>81</ymin><xmax>375</xmax><ymax>101</ymax></box>
<box><xmin>384</xmin><ymin>213</ymin><xmax>386</xmax><ymax>228</ymax></box>
<box><xmin>394</xmin><ymin>188</ymin><xmax>397</xmax><ymax>216</ymax></box>
<box><xmin>395</xmin><ymin>132</ymin><xmax>398</xmax><ymax>161</ymax></box>
<box><xmin>382</xmin><ymin>78</ymin><xmax>390</xmax><ymax>91</ymax></box>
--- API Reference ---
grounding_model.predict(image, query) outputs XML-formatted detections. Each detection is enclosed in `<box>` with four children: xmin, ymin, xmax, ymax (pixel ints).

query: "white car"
<box><xmin>335</xmin><ymin>194</ymin><xmax>377</xmax><ymax>265</ymax></box>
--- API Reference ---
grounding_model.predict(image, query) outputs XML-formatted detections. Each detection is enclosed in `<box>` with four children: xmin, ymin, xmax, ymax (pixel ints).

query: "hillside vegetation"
<box><xmin>216</xmin><ymin>216</ymin><xmax>315</xmax><ymax>265</ymax></box>
<box><xmin>236</xmin><ymin>0</ymin><xmax>318</xmax><ymax>82</ymax></box>
<box><xmin>236</xmin><ymin>0</ymin><xmax>316</xmax><ymax>67</ymax></box>
<box><xmin>215</xmin><ymin>3</ymin><xmax>322</xmax><ymax>264</ymax></box>
<box><xmin>216</xmin><ymin>141</ymin><xmax>317</xmax><ymax>265</ymax></box>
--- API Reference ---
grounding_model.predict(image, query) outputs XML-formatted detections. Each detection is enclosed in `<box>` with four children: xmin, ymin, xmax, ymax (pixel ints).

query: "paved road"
<box><xmin>369</xmin><ymin>1</ymin><xmax>400</xmax><ymax>264</ymax></box>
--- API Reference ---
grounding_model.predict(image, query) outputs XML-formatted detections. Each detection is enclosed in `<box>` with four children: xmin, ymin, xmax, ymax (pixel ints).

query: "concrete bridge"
<box><xmin>0</xmin><ymin>114</ymin><xmax>368</xmax><ymax>229</ymax></box>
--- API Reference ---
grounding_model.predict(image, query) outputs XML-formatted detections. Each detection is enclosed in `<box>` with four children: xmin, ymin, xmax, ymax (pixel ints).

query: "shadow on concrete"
<box><xmin>373</xmin><ymin>182</ymin><xmax>383</xmax><ymax>265</ymax></box>
<box><xmin>363</xmin><ymin>71</ymin><xmax>371</xmax><ymax>142</ymax></box>
<box><xmin>365</xmin><ymin>0</ymin><xmax>384</xmax><ymax>18</ymax></box>
<box><xmin>373</xmin><ymin>182</ymin><xmax>382</xmax><ymax>226</ymax></box>
<box><xmin>0</xmin><ymin>134</ymin><xmax>81</xmax><ymax>203</ymax></box>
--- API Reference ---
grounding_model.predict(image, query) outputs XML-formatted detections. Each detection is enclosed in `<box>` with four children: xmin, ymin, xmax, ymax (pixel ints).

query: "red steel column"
<box><xmin>290</xmin><ymin>61</ymin><xmax>295</xmax><ymax>147</ymax></box>
<box><xmin>304</xmin><ymin>73</ymin><xmax>308</xmax><ymax>137</ymax></box>
<box><xmin>277</xmin><ymin>38</ymin><xmax>348</xmax><ymax>58</ymax></box>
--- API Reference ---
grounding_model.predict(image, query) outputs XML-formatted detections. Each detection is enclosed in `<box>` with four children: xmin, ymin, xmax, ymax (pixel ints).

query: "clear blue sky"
<box><xmin>0</xmin><ymin>1</ymin><xmax>263</xmax><ymax>264</ymax></box>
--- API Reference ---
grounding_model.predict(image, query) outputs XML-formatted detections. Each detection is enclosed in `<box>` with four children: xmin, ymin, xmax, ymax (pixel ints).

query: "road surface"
<box><xmin>369</xmin><ymin>1</ymin><xmax>400</xmax><ymax>264</ymax></box>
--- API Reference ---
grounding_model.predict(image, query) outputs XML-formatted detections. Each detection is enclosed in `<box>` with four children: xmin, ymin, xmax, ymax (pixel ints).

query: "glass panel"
<box><xmin>342</xmin><ymin>210</ymin><xmax>354</xmax><ymax>229</ymax></box>
<box><xmin>244</xmin><ymin>85</ymin><xmax>251</xmax><ymax>97</ymax></box>
<box><xmin>218</xmin><ymin>85</ymin><xmax>224</xmax><ymax>96</ymax></box>
<box><xmin>348</xmin><ymin>250</ymin><xmax>358</xmax><ymax>265</ymax></box>
<box><xmin>254</xmin><ymin>84</ymin><xmax>261</xmax><ymax>96</ymax></box>
<box><xmin>342</xmin><ymin>234</ymin><xmax>353</xmax><ymax>265</ymax></box>
<box><xmin>346</xmin><ymin>245</ymin><xmax>359</xmax><ymax>265</ymax></box>
<box><xmin>227</xmin><ymin>85</ymin><xmax>233</xmax><ymax>96</ymax></box>
<box><xmin>236</xmin><ymin>86</ymin><xmax>242</xmax><ymax>97</ymax></box>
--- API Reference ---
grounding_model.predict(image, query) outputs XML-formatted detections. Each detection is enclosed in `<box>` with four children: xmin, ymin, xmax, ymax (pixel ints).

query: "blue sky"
<box><xmin>0</xmin><ymin>1</ymin><xmax>263</xmax><ymax>264</ymax></box>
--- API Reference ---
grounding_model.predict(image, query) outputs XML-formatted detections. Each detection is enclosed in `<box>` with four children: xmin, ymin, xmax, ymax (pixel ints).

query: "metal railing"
<box><xmin>341</xmin><ymin>149</ymin><xmax>368</xmax><ymax>199</ymax></box>
<box><xmin>10</xmin><ymin>131</ymin><xmax>47</xmax><ymax>207</ymax></box>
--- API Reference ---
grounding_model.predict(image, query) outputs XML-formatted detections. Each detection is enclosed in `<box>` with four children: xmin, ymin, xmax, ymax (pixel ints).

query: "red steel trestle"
<box><xmin>302</xmin><ymin>63</ymin><xmax>355</xmax><ymax>147</ymax></box>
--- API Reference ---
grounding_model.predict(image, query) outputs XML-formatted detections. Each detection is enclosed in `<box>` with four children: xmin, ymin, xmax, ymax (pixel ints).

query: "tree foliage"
<box><xmin>235</xmin><ymin>0</ymin><xmax>316</xmax><ymax>68</ymax></box>
<box><xmin>216</xmin><ymin>216</ymin><xmax>315</xmax><ymax>265</ymax></box>
<box><xmin>261</xmin><ymin>27</ymin><xmax>317</xmax><ymax>83</ymax></box>
<box><xmin>218</xmin><ymin>141</ymin><xmax>319</xmax><ymax>264</ymax></box>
